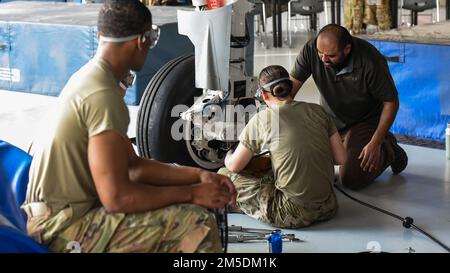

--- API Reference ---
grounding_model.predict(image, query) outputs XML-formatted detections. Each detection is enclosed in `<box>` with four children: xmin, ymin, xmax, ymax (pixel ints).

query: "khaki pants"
<box><xmin>218</xmin><ymin>167</ymin><xmax>338</xmax><ymax>229</ymax></box>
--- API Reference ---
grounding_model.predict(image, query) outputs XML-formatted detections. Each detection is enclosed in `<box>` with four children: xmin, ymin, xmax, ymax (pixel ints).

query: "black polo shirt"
<box><xmin>291</xmin><ymin>36</ymin><xmax>398</xmax><ymax>131</ymax></box>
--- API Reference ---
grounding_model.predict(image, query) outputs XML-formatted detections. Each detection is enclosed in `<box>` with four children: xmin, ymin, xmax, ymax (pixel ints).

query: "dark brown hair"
<box><xmin>258</xmin><ymin>65</ymin><xmax>293</xmax><ymax>99</ymax></box>
<box><xmin>318</xmin><ymin>24</ymin><xmax>353</xmax><ymax>50</ymax></box>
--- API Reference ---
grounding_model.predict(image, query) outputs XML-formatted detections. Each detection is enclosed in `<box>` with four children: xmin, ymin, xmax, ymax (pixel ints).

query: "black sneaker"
<box><xmin>390</xmin><ymin>140</ymin><xmax>408</xmax><ymax>174</ymax></box>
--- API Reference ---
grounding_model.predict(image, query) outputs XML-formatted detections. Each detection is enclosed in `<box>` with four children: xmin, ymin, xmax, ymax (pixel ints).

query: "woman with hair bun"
<box><xmin>219</xmin><ymin>65</ymin><xmax>347</xmax><ymax>228</ymax></box>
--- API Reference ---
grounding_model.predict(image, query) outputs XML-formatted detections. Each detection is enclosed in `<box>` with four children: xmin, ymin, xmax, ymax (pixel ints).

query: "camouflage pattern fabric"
<box><xmin>344</xmin><ymin>0</ymin><xmax>365</xmax><ymax>34</ymax></box>
<box><xmin>218</xmin><ymin>168</ymin><xmax>338</xmax><ymax>229</ymax></box>
<box><xmin>375</xmin><ymin>0</ymin><xmax>392</xmax><ymax>31</ymax></box>
<box><xmin>27</xmin><ymin>204</ymin><xmax>222</xmax><ymax>253</ymax></box>
<box><xmin>364</xmin><ymin>1</ymin><xmax>377</xmax><ymax>26</ymax></box>
<box><xmin>344</xmin><ymin>0</ymin><xmax>391</xmax><ymax>34</ymax></box>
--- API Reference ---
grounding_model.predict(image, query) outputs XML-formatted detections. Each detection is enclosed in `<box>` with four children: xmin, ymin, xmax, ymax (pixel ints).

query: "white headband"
<box><xmin>99</xmin><ymin>35</ymin><xmax>139</xmax><ymax>43</ymax></box>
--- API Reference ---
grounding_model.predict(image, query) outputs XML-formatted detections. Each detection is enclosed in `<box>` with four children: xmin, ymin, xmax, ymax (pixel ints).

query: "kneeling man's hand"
<box><xmin>359</xmin><ymin>141</ymin><xmax>381</xmax><ymax>172</ymax></box>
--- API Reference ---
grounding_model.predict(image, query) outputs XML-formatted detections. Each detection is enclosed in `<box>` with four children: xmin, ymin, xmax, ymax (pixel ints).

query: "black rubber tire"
<box><xmin>136</xmin><ymin>54</ymin><xmax>202</xmax><ymax>167</ymax></box>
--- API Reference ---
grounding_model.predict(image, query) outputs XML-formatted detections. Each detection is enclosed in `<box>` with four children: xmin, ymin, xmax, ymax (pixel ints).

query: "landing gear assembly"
<box><xmin>136</xmin><ymin>0</ymin><xmax>261</xmax><ymax>170</ymax></box>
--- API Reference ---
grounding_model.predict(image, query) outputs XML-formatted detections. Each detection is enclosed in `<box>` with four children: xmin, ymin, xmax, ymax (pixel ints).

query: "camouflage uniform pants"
<box><xmin>375</xmin><ymin>0</ymin><xmax>392</xmax><ymax>31</ymax></box>
<box><xmin>218</xmin><ymin>168</ymin><xmax>337</xmax><ymax>229</ymax></box>
<box><xmin>31</xmin><ymin>204</ymin><xmax>222</xmax><ymax>253</ymax></box>
<box><xmin>344</xmin><ymin>0</ymin><xmax>391</xmax><ymax>34</ymax></box>
<box><xmin>344</xmin><ymin>0</ymin><xmax>365</xmax><ymax>34</ymax></box>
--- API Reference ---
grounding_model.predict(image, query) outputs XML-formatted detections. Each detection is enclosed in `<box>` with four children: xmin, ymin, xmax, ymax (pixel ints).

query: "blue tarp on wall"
<box><xmin>0</xmin><ymin>21</ymin><xmax>194</xmax><ymax>105</ymax></box>
<box><xmin>369</xmin><ymin>40</ymin><xmax>450</xmax><ymax>142</ymax></box>
<box><xmin>6</xmin><ymin>22</ymin><xmax>96</xmax><ymax>96</ymax></box>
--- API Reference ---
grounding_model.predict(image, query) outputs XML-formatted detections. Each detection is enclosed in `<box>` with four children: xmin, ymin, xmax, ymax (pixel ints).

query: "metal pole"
<box><xmin>412</xmin><ymin>11</ymin><xmax>418</xmax><ymax>26</ymax></box>
<box><xmin>330</xmin><ymin>0</ymin><xmax>336</xmax><ymax>24</ymax></box>
<box><xmin>447</xmin><ymin>0</ymin><xmax>450</xmax><ymax>20</ymax></box>
<box><xmin>390</xmin><ymin>0</ymin><xmax>398</xmax><ymax>28</ymax></box>
<box><xmin>288</xmin><ymin>1</ymin><xmax>292</xmax><ymax>46</ymax></box>
<box><xmin>312</xmin><ymin>13</ymin><xmax>318</xmax><ymax>31</ymax></box>
<box><xmin>436</xmin><ymin>0</ymin><xmax>440</xmax><ymax>22</ymax></box>
<box><xmin>272</xmin><ymin>0</ymin><xmax>277</xmax><ymax>47</ymax></box>
<box><xmin>277</xmin><ymin>0</ymin><xmax>282</xmax><ymax>47</ymax></box>
<box><xmin>337</xmin><ymin>0</ymin><xmax>341</xmax><ymax>25</ymax></box>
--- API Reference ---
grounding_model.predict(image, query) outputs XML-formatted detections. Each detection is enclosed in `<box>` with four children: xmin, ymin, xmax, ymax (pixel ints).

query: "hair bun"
<box><xmin>272</xmin><ymin>81</ymin><xmax>292</xmax><ymax>98</ymax></box>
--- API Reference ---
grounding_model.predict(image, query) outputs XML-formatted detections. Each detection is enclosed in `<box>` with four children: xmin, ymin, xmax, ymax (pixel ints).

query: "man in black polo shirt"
<box><xmin>290</xmin><ymin>24</ymin><xmax>407</xmax><ymax>190</ymax></box>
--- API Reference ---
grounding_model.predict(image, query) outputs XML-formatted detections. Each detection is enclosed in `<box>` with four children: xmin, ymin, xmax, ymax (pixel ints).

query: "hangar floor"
<box><xmin>0</xmin><ymin>32</ymin><xmax>449</xmax><ymax>253</ymax></box>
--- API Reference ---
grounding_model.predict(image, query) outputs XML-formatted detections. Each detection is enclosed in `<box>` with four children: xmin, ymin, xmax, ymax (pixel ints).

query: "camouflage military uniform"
<box><xmin>26</xmin><ymin>204</ymin><xmax>222</xmax><ymax>253</ymax></box>
<box><xmin>344</xmin><ymin>0</ymin><xmax>365</xmax><ymax>34</ymax></box>
<box><xmin>375</xmin><ymin>0</ymin><xmax>392</xmax><ymax>31</ymax></box>
<box><xmin>218</xmin><ymin>167</ymin><xmax>337</xmax><ymax>229</ymax></box>
<box><xmin>344</xmin><ymin>0</ymin><xmax>391</xmax><ymax>34</ymax></box>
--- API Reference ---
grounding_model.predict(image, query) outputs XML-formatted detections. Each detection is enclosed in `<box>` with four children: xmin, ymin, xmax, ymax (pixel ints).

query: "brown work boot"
<box><xmin>390</xmin><ymin>138</ymin><xmax>408</xmax><ymax>174</ymax></box>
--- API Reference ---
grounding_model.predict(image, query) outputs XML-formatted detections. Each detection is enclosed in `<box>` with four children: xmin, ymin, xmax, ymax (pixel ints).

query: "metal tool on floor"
<box><xmin>227</xmin><ymin>225</ymin><xmax>303</xmax><ymax>243</ymax></box>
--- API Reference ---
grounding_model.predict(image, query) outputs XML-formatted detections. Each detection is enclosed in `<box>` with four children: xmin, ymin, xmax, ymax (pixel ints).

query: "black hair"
<box><xmin>258</xmin><ymin>65</ymin><xmax>293</xmax><ymax>99</ymax></box>
<box><xmin>97</xmin><ymin>0</ymin><xmax>152</xmax><ymax>38</ymax></box>
<box><xmin>318</xmin><ymin>24</ymin><xmax>353</xmax><ymax>50</ymax></box>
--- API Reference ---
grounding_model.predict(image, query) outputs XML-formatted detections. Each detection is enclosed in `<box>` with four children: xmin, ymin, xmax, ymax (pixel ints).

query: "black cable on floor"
<box><xmin>214</xmin><ymin>206</ymin><xmax>229</xmax><ymax>253</ymax></box>
<box><xmin>333</xmin><ymin>183</ymin><xmax>450</xmax><ymax>253</ymax></box>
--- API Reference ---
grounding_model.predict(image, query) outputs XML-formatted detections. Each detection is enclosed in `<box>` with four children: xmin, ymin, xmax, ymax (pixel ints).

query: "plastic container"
<box><xmin>267</xmin><ymin>232</ymin><xmax>282</xmax><ymax>253</ymax></box>
<box><xmin>446</xmin><ymin>123</ymin><xmax>450</xmax><ymax>160</ymax></box>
